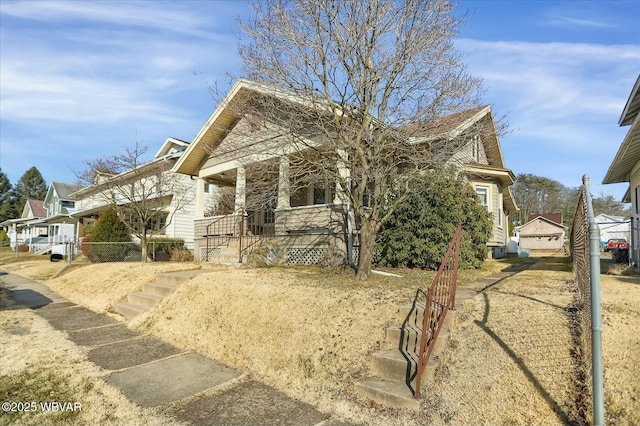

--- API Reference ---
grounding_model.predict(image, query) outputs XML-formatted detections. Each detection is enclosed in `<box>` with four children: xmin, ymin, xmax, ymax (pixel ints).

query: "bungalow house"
<box><xmin>69</xmin><ymin>137</ymin><xmax>216</xmax><ymax>249</ymax></box>
<box><xmin>594</xmin><ymin>214</ymin><xmax>630</xmax><ymax>246</ymax></box>
<box><xmin>0</xmin><ymin>199</ymin><xmax>47</xmax><ymax>250</ymax></box>
<box><xmin>515</xmin><ymin>213</ymin><xmax>566</xmax><ymax>252</ymax></box>
<box><xmin>603</xmin><ymin>74</ymin><xmax>640</xmax><ymax>265</ymax></box>
<box><xmin>173</xmin><ymin>79</ymin><xmax>517</xmax><ymax>263</ymax></box>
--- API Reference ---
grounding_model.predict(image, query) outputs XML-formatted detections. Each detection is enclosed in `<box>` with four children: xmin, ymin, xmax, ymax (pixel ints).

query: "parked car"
<box><xmin>604</xmin><ymin>239</ymin><xmax>628</xmax><ymax>252</ymax></box>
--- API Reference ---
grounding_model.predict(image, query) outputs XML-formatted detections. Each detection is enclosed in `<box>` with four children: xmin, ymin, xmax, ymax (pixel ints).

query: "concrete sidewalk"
<box><xmin>0</xmin><ymin>271</ymin><xmax>357</xmax><ymax>426</ymax></box>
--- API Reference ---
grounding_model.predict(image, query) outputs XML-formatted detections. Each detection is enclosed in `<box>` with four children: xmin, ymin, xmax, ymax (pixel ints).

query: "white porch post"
<box><xmin>234</xmin><ymin>165</ymin><xmax>246</xmax><ymax>213</ymax></box>
<box><xmin>277</xmin><ymin>156</ymin><xmax>290</xmax><ymax>209</ymax></box>
<box><xmin>195</xmin><ymin>177</ymin><xmax>205</xmax><ymax>218</ymax></box>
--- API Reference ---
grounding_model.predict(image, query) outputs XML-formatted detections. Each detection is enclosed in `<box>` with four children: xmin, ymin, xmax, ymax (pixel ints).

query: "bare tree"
<box><xmin>225</xmin><ymin>0</ymin><xmax>483</xmax><ymax>279</ymax></box>
<box><xmin>77</xmin><ymin>142</ymin><xmax>194</xmax><ymax>262</ymax></box>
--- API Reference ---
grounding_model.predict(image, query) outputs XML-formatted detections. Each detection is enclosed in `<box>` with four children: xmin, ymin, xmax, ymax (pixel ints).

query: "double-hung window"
<box><xmin>476</xmin><ymin>186</ymin><xmax>489</xmax><ymax>211</ymax></box>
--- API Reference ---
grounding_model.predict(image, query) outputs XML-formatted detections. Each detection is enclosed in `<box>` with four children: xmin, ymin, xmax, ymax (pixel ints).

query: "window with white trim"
<box><xmin>475</xmin><ymin>186</ymin><xmax>489</xmax><ymax>211</ymax></box>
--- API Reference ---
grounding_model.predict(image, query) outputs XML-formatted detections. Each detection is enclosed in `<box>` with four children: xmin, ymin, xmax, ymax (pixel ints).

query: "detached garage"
<box><xmin>515</xmin><ymin>214</ymin><xmax>567</xmax><ymax>252</ymax></box>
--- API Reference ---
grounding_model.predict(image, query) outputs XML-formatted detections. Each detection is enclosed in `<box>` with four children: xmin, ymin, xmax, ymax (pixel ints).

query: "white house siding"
<box><xmin>471</xmin><ymin>180</ymin><xmax>506</xmax><ymax>255</ymax></box>
<box><xmin>595</xmin><ymin>214</ymin><xmax>630</xmax><ymax>244</ymax></box>
<box><xmin>73</xmin><ymin>169</ymin><xmax>200</xmax><ymax>249</ymax></box>
<box><xmin>447</xmin><ymin>137</ymin><xmax>489</xmax><ymax>167</ymax></box>
<box><xmin>628</xmin><ymin>162</ymin><xmax>640</xmax><ymax>265</ymax></box>
<box><xmin>164</xmin><ymin>174</ymin><xmax>198</xmax><ymax>248</ymax></box>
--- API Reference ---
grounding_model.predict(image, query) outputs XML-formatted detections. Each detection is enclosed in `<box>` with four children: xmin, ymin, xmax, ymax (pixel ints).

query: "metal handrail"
<box><xmin>414</xmin><ymin>224</ymin><xmax>462</xmax><ymax>398</ymax></box>
<box><xmin>204</xmin><ymin>210</ymin><xmax>266</xmax><ymax>262</ymax></box>
<box><xmin>204</xmin><ymin>212</ymin><xmax>244</xmax><ymax>260</ymax></box>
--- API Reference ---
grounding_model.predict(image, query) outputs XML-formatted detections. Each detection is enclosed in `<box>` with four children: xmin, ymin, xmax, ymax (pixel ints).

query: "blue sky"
<box><xmin>0</xmin><ymin>0</ymin><xmax>639</xmax><ymax>202</ymax></box>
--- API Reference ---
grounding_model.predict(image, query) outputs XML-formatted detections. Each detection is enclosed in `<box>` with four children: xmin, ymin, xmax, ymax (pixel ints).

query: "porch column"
<box><xmin>195</xmin><ymin>177</ymin><xmax>205</xmax><ymax>218</ymax></box>
<box><xmin>234</xmin><ymin>165</ymin><xmax>246</xmax><ymax>213</ymax></box>
<box><xmin>277</xmin><ymin>156</ymin><xmax>290</xmax><ymax>209</ymax></box>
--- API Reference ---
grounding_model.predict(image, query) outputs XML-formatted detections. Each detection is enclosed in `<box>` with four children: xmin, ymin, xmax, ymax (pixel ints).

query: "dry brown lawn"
<box><xmin>2</xmin><ymin>255</ymin><xmax>638</xmax><ymax>425</ymax></box>
<box><xmin>423</xmin><ymin>257</ymin><xmax>580</xmax><ymax>425</ymax></box>
<box><xmin>600</xmin><ymin>269</ymin><xmax>640</xmax><ymax>425</ymax></box>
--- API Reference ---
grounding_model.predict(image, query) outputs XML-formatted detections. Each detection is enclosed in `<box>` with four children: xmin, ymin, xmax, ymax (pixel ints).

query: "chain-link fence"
<box><xmin>8</xmin><ymin>240</ymin><xmax>192</xmax><ymax>263</ymax></box>
<box><xmin>570</xmin><ymin>175</ymin><xmax>604</xmax><ymax>426</ymax></box>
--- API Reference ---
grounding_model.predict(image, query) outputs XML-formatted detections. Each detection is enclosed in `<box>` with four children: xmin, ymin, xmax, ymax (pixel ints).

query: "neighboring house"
<box><xmin>0</xmin><ymin>199</ymin><xmax>47</xmax><ymax>250</ymax></box>
<box><xmin>0</xmin><ymin>183</ymin><xmax>83</xmax><ymax>254</ymax></box>
<box><xmin>515</xmin><ymin>213</ymin><xmax>566</xmax><ymax>251</ymax></box>
<box><xmin>603</xmin><ymin>75</ymin><xmax>640</xmax><ymax>265</ymax></box>
<box><xmin>594</xmin><ymin>214</ymin><xmax>630</xmax><ymax>245</ymax></box>
<box><xmin>69</xmin><ymin>137</ymin><xmax>212</xmax><ymax>249</ymax></box>
<box><xmin>173</xmin><ymin>79</ymin><xmax>518</xmax><ymax>263</ymax></box>
<box><xmin>19</xmin><ymin>200</ymin><xmax>48</xmax><ymax>244</ymax></box>
<box><xmin>37</xmin><ymin>181</ymin><xmax>84</xmax><ymax>246</ymax></box>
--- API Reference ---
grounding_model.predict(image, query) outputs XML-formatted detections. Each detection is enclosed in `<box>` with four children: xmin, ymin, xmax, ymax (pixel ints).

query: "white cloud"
<box><xmin>457</xmin><ymin>39</ymin><xmax>639</xmax><ymax>125</ymax></box>
<box><xmin>455</xmin><ymin>38</ymin><xmax>639</xmax><ymax>196</ymax></box>
<box><xmin>0</xmin><ymin>0</ymin><xmax>228</xmax><ymax>40</ymax></box>
<box><xmin>545</xmin><ymin>15</ymin><xmax>614</xmax><ymax>29</ymax></box>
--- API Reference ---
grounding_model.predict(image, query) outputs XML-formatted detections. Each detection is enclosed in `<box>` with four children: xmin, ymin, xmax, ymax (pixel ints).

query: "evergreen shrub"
<box><xmin>375</xmin><ymin>169</ymin><xmax>492</xmax><ymax>269</ymax></box>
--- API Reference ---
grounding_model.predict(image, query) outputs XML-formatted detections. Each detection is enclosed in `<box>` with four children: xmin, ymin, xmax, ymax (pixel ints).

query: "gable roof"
<box><xmin>51</xmin><ymin>182</ymin><xmax>84</xmax><ymax>200</ymax></box>
<box><xmin>175</xmin><ymin>79</ymin><xmax>510</xmax><ymax>176</ymax></box>
<box><xmin>594</xmin><ymin>213</ymin><xmax>626</xmax><ymax>223</ymax></box>
<box><xmin>528</xmin><ymin>213</ymin><xmax>563</xmax><ymax>225</ymax></box>
<box><xmin>603</xmin><ymin>74</ymin><xmax>640</xmax><ymax>185</ymax></box>
<box><xmin>154</xmin><ymin>137</ymin><xmax>190</xmax><ymax>159</ymax></box>
<box><xmin>515</xmin><ymin>215</ymin><xmax>567</xmax><ymax>232</ymax></box>
<box><xmin>406</xmin><ymin>106</ymin><xmax>506</xmax><ymax>169</ymax></box>
<box><xmin>403</xmin><ymin>106</ymin><xmax>488</xmax><ymax>139</ymax></box>
<box><xmin>21</xmin><ymin>199</ymin><xmax>46</xmax><ymax>218</ymax></box>
<box><xmin>174</xmin><ymin>79</ymin><xmax>321</xmax><ymax>176</ymax></box>
<box><xmin>620</xmin><ymin>75</ymin><xmax>640</xmax><ymax>126</ymax></box>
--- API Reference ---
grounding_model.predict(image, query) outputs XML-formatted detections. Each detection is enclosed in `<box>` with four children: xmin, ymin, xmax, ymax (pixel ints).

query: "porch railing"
<box><xmin>203</xmin><ymin>211</ymin><xmax>267</xmax><ymax>262</ymax></box>
<box><xmin>414</xmin><ymin>224</ymin><xmax>462</xmax><ymax>398</ymax></box>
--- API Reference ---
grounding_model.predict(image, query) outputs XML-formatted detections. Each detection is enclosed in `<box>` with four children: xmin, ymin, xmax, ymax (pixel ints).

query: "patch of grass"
<box><xmin>0</xmin><ymin>247</ymin><xmax>47</xmax><ymax>264</ymax></box>
<box><xmin>0</xmin><ymin>369</ymin><xmax>80</xmax><ymax>425</ymax></box>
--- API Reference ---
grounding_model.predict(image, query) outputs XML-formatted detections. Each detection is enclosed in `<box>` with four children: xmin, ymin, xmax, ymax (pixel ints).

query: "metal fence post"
<box><xmin>583</xmin><ymin>175</ymin><xmax>605</xmax><ymax>426</ymax></box>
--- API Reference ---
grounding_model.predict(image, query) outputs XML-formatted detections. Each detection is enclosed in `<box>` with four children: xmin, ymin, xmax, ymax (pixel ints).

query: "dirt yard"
<box><xmin>1</xmin><ymin>255</ymin><xmax>638</xmax><ymax>425</ymax></box>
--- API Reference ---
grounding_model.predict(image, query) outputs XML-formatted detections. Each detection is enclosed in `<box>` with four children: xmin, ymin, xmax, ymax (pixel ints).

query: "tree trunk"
<box><xmin>356</xmin><ymin>220</ymin><xmax>379</xmax><ymax>280</ymax></box>
<box><xmin>140</xmin><ymin>233</ymin><xmax>148</xmax><ymax>263</ymax></box>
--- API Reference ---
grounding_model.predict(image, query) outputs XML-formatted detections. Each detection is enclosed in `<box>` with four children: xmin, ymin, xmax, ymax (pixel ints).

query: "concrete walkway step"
<box><xmin>128</xmin><ymin>292</ymin><xmax>163</xmax><ymax>309</ymax></box>
<box><xmin>142</xmin><ymin>281</ymin><xmax>179</xmax><ymax>297</ymax></box>
<box><xmin>114</xmin><ymin>302</ymin><xmax>145</xmax><ymax>321</ymax></box>
<box><xmin>116</xmin><ymin>269</ymin><xmax>207</xmax><ymax>321</ymax></box>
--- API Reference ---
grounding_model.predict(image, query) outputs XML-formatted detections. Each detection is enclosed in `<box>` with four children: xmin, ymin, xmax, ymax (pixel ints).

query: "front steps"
<box><xmin>114</xmin><ymin>270</ymin><xmax>206</xmax><ymax>320</ymax></box>
<box><xmin>355</xmin><ymin>302</ymin><xmax>458</xmax><ymax>410</ymax></box>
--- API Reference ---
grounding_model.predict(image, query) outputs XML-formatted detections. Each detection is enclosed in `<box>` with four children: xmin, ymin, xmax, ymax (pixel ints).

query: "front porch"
<box><xmin>193</xmin><ymin>203</ymin><xmax>349</xmax><ymax>264</ymax></box>
<box><xmin>192</xmin><ymin>147</ymin><xmax>355</xmax><ymax>264</ymax></box>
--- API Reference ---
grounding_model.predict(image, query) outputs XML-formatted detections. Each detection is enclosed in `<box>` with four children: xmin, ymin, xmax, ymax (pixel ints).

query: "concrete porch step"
<box><xmin>128</xmin><ymin>292</ymin><xmax>163</xmax><ymax>309</ymax></box>
<box><xmin>355</xmin><ymin>378</ymin><xmax>420</xmax><ymax>410</ymax></box>
<box><xmin>371</xmin><ymin>348</ymin><xmax>438</xmax><ymax>384</ymax></box>
<box><xmin>114</xmin><ymin>302</ymin><xmax>145</xmax><ymax>321</ymax></box>
<box><xmin>398</xmin><ymin>305</ymin><xmax>458</xmax><ymax>330</ymax></box>
<box><xmin>386</xmin><ymin>326</ymin><xmax>449</xmax><ymax>354</ymax></box>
